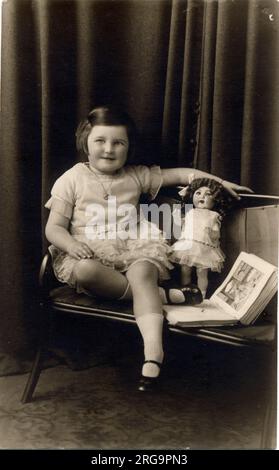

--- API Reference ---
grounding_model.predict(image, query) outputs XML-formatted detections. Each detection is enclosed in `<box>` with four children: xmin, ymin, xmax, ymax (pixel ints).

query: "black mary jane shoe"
<box><xmin>164</xmin><ymin>284</ymin><xmax>203</xmax><ymax>306</ymax></box>
<box><xmin>138</xmin><ymin>360</ymin><xmax>162</xmax><ymax>392</ymax></box>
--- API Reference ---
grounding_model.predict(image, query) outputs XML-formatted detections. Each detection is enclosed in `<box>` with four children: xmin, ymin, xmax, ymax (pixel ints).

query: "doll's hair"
<box><xmin>76</xmin><ymin>105</ymin><xmax>137</xmax><ymax>163</ymax></box>
<box><xmin>183</xmin><ymin>177</ymin><xmax>232</xmax><ymax>218</ymax></box>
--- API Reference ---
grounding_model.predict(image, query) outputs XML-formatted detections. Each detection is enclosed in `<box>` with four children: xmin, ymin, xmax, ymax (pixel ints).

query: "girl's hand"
<box><xmin>221</xmin><ymin>180</ymin><xmax>253</xmax><ymax>199</ymax></box>
<box><xmin>67</xmin><ymin>241</ymin><xmax>94</xmax><ymax>260</ymax></box>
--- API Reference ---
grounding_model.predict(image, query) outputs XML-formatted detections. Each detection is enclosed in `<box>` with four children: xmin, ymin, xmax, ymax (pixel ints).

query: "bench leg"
<box><xmin>260</xmin><ymin>347</ymin><xmax>277</xmax><ymax>448</ymax></box>
<box><xmin>261</xmin><ymin>396</ymin><xmax>277</xmax><ymax>449</ymax></box>
<box><xmin>21</xmin><ymin>346</ymin><xmax>45</xmax><ymax>404</ymax></box>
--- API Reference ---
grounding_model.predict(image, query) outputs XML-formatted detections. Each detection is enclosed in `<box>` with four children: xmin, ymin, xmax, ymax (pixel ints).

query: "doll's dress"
<box><xmin>171</xmin><ymin>208</ymin><xmax>225</xmax><ymax>271</ymax></box>
<box><xmin>45</xmin><ymin>163</ymin><xmax>173</xmax><ymax>292</ymax></box>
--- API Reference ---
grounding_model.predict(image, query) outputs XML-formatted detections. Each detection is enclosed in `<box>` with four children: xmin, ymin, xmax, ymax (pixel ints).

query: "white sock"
<box><xmin>136</xmin><ymin>313</ymin><xmax>164</xmax><ymax>378</ymax></box>
<box><xmin>159</xmin><ymin>287</ymin><xmax>186</xmax><ymax>304</ymax></box>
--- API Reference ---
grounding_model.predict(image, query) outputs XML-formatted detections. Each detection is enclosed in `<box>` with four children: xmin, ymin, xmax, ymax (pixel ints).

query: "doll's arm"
<box><xmin>209</xmin><ymin>227</ymin><xmax>220</xmax><ymax>242</ymax></box>
<box><xmin>206</xmin><ymin>214</ymin><xmax>222</xmax><ymax>242</ymax></box>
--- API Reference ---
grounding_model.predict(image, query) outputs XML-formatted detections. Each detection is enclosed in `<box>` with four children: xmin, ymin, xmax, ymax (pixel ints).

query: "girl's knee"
<box><xmin>127</xmin><ymin>261</ymin><xmax>158</xmax><ymax>284</ymax></box>
<box><xmin>72</xmin><ymin>259</ymin><xmax>102</xmax><ymax>285</ymax></box>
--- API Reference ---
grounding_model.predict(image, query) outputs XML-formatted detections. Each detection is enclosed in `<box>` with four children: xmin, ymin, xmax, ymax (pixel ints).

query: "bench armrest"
<box><xmin>39</xmin><ymin>251</ymin><xmax>60</xmax><ymax>295</ymax></box>
<box><xmin>39</xmin><ymin>253</ymin><xmax>52</xmax><ymax>287</ymax></box>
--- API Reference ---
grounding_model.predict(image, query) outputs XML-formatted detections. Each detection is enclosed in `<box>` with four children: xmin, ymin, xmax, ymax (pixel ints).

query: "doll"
<box><xmin>171</xmin><ymin>178</ymin><xmax>231</xmax><ymax>299</ymax></box>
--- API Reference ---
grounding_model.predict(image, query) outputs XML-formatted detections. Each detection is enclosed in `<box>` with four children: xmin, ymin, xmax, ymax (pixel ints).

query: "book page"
<box><xmin>212</xmin><ymin>252</ymin><xmax>277</xmax><ymax>321</ymax></box>
<box><xmin>164</xmin><ymin>300</ymin><xmax>237</xmax><ymax>326</ymax></box>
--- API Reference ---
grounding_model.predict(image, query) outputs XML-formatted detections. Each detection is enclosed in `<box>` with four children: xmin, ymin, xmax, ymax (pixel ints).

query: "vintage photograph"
<box><xmin>0</xmin><ymin>0</ymin><xmax>278</xmax><ymax>455</ymax></box>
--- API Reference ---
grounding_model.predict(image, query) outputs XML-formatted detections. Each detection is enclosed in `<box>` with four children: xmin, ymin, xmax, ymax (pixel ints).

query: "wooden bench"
<box><xmin>21</xmin><ymin>188</ymin><xmax>278</xmax><ymax>447</ymax></box>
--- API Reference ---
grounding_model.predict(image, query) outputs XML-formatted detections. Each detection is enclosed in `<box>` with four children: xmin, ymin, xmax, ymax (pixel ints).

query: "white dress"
<box><xmin>45</xmin><ymin>163</ymin><xmax>173</xmax><ymax>291</ymax></box>
<box><xmin>171</xmin><ymin>208</ymin><xmax>225</xmax><ymax>271</ymax></box>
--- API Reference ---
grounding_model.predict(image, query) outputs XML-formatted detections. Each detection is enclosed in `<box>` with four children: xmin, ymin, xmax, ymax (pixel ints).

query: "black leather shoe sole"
<box><xmin>138</xmin><ymin>375</ymin><xmax>159</xmax><ymax>392</ymax></box>
<box><xmin>138</xmin><ymin>360</ymin><xmax>161</xmax><ymax>392</ymax></box>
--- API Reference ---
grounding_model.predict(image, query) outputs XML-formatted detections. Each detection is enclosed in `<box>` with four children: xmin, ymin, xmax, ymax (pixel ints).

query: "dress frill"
<box><xmin>50</xmin><ymin>234</ymin><xmax>173</xmax><ymax>291</ymax></box>
<box><xmin>170</xmin><ymin>240</ymin><xmax>225</xmax><ymax>272</ymax></box>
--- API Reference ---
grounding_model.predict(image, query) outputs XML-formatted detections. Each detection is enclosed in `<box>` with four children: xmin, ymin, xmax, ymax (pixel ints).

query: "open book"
<box><xmin>164</xmin><ymin>252</ymin><xmax>278</xmax><ymax>327</ymax></box>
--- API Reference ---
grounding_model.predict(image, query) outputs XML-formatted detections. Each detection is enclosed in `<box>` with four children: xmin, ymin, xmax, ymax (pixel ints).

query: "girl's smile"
<box><xmin>87</xmin><ymin>125</ymin><xmax>129</xmax><ymax>174</ymax></box>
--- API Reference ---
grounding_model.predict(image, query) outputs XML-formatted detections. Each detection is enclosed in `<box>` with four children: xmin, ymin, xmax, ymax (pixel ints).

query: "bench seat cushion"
<box><xmin>50</xmin><ymin>286</ymin><xmax>275</xmax><ymax>348</ymax></box>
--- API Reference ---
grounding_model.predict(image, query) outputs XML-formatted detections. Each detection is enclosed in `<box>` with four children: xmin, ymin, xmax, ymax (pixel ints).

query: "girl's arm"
<box><xmin>161</xmin><ymin>168</ymin><xmax>253</xmax><ymax>199</ymax></box>
<box><xmin>45</xmin><ymin>211</ymin><xmax>93</xmax><ymax>259</ymax></box>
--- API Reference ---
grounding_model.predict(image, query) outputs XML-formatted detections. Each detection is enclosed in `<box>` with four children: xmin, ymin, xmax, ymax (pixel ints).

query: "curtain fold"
<box><xmin>162</xmin><ymin>0</ymin><xmax>187</xmax><ymax>164</ymax></box>
<box><xmin>210</xmin><ymin>0</ymin><xmax>248</xmax><ymax>180</ymax></box>
<box><xmin>34</xmin><ymin>0</ymin><xmax>50</xmax><ymax>237</ymax></box>
<box><xmin>76</xmin><ymin>0</ymin><xmax>95</xmax><ymax>116</ymax></box>
<box><xmin>241</xmin><ymin>0</ymin><xmax>279</xmax><ymax>191</ymax></box>
<box><xmin>1</xmin><ymin>0</ymin><xmax>278</xmax><ymax>362</ymax></box>
<box><xmin>178</xmin><ymin>0</ymin><xmax>204</xmax><ymax>165</ymax></box>
<box><xmin>1</xmin><ymin>0</ymin><xmax>25</xmax><ymax>352</ymax></box>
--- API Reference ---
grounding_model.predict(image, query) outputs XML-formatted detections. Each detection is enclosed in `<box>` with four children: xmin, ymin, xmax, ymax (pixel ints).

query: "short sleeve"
<box><xmin>44</xmin><ymin>168</ymin><xmax>76</xmax><ymax>219</ymax></box>
<box><xmin>131</xmin><ymin>165</ymin><xmax>163</xmax><ymax>200</ymax></box>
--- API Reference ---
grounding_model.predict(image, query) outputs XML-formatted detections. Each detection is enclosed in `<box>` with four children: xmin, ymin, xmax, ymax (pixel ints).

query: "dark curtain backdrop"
<box><xmin>1</xmin><ymin>0</ymin><xmax>279</xmax><ymax>360</ymax></box>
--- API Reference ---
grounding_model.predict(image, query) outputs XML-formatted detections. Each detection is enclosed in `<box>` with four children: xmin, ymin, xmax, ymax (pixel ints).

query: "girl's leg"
<box><xmin>181</xmin><ymin>265</ymin><xmax>192</xmax><ymax>286</ymax></box>
<box><xmin>72</xmin><ymin>258</ymin><xmax>195</xmax><ymax>302</ymax></box>
<box><xmin>196</xmin><ymin>267</ymin><xmax>209</xmax><ymax>299</ymax></box>
<box><xmin>73</xmin><ymin>259</ymin><xmax>132</xmax><ymax>299</ymax></box>
<box><xmin>126</xmin><ymin>261</ymin><xmax>164</xmax><ymax>380</ymax></box>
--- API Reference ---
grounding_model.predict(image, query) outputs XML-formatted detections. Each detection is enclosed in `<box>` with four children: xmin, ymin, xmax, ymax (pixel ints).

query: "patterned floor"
<box><xmin>0</xmin><ymin>335</ymin><xmax>275</xmax><ymax>450</ymax></box>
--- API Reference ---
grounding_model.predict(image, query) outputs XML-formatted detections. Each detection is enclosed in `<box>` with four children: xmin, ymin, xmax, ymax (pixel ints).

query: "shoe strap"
<box><xmin>143</xmin><ymin>360</ymin><xmax>162</xmax><ymax>368</ymax></box>
<box><xmin>181</xmin><ymin>285</ymin><xmax>200</xmax><ymax>294</ymax></box>
<box><xmin>163</xmin><ymin>288</ymin><xmax>172</xmax><ymax>304</ymax></box>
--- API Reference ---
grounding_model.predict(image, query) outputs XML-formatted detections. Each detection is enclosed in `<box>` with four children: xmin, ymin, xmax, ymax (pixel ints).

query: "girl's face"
<box><xmin>193</xmin><ymin>186</ymin><xmax>215</xmax><ymax>209</ymax></box>
<box><xmin>87</xmin><ymin>125</ymin><xmax>129</xmax><ymax>174</ymax></box>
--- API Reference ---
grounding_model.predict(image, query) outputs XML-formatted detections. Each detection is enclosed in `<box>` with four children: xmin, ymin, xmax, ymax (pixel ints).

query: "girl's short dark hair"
<box><xmin>76</xmin><ymin>106</ymin><xmax>137</xmax><ymax>164</ymax></box>
<box><xmin>183</xmin><ymin>177</ymin><xmax>232</xmax><ymax>218</ymax></box>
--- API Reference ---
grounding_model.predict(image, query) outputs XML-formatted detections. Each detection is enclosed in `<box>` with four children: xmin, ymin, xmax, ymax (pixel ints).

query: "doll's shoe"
<box><xmin>164</xmin><ymin>284</ymin><xmax>203</xmax><ymax>306</ymax></box>
<box><xmin>138</xmin><ymin>360</ymin><xmax>161</xmax><ymax>392</ymax></box>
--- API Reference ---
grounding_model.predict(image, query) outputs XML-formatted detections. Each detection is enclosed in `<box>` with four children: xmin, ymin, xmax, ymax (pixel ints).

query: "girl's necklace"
<box><xmin>88</xmin><ymin>165</ymin><xmax>115</xmax><ymax>200</ymax></box>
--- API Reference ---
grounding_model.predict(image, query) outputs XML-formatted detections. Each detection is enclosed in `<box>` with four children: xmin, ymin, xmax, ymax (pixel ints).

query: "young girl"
<box><xmin>171</xmin><ymin>178</ymin><xmax>230</xmax><ymax>299</ymax></box>
<box><xmin>45</xmin><ymin>106</ymin><xmax>251</xmax><ymax>391</ymax></box>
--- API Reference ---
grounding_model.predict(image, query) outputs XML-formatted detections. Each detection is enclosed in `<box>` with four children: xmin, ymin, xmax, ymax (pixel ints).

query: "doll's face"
<box><xmin>193</xmin><ymin>186</ymin><xmax>215</xmax><ymax>210</ymax></box>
